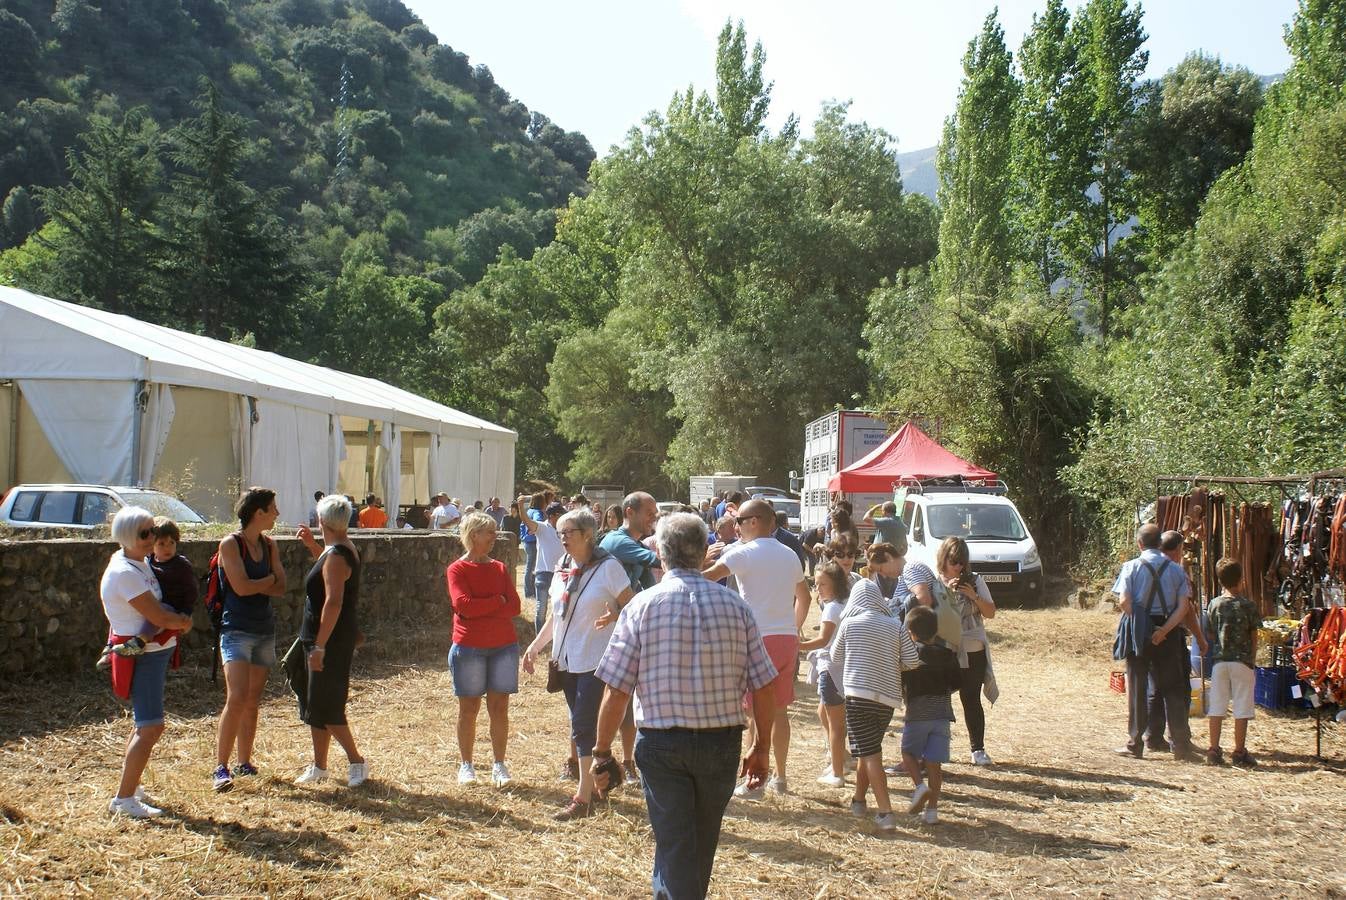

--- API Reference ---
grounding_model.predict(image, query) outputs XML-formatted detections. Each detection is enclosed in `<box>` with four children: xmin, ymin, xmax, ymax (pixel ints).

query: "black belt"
<box><xmin>640</xmin><ymin>725</ymin><xmax>744</xmax><ymax>736</ymax></box>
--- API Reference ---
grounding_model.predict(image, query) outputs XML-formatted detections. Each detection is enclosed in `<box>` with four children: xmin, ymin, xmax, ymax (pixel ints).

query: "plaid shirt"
<box><xmin>595</xmin><ymin>568</ymin><xmax>778</xmax><ymax>729</ymax></box>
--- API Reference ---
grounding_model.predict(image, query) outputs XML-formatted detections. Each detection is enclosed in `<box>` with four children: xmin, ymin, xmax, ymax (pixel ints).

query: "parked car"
<box><xmin>0</xmin><ymin>485</ymin><xmax>206</xmax><ymax>530</ymax></box>
<box><xmin>655</xmin><ymin>501</ymin><xmax>682</xmax><ymax>516</ymax></box>
<box><xmin>901</xmin><ymin>486</ymin><xmax>1042</xmax><ymax>605</ymax></box>
<box><xmin>755</xmin><ymin>494</ymin><xmax>801</xmax><ymax>532</ymax></box>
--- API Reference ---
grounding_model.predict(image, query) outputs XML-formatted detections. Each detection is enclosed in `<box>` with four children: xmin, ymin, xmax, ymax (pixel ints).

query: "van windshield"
<box><xmin>926</xmin><ymin>504</ymin><xmax>1027</xmax><ymax>541</ymax></box>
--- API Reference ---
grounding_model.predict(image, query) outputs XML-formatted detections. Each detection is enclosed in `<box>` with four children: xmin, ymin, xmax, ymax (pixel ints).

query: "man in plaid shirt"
<box><xmin>591</xmin><ymin>512</ymin><xmax>778</xmax><ymax>900</ymax></box>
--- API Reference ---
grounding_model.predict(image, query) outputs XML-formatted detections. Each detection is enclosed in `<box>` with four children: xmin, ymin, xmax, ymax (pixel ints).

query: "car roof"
<box><xmin>914</xmin><ymin>492</ymin><xmax>1016</xmax><ymax>507</ymax></box>
<box><xmin>6</xmin><ymin>484</ymin><xmax>169</xmax><ymax>493</ymax></box>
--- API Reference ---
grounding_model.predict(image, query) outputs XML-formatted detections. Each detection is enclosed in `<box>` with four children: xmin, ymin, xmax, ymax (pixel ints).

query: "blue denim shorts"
<box><xmin>130</xmin><ymin>647</ymin><xmax>174</xmax><ymax>728</ymax></box>
<box><xmin>448</xmin><ymin>642</ymin><xmax>519</xmax><ymax>697</ymax></box>
<box><xmin>817</xmin><ymin>670</ymin><xmax>844</xmax><ymax>707</ymax></box>
<box><xmin>901</xmin><ymin>718</ymin><xmax>951</xmax><ymax>763</ymax></box>
<box><xmin>220</xmin><ymin>630</ymin><xmax>277</xmax><ymax>668</ymax></box>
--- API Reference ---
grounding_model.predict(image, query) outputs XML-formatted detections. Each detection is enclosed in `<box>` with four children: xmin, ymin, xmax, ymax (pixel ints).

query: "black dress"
<box><xmin>300</xmin><ymin>544</ymin><xmax>360</xmax><ymax>728</ymax></box>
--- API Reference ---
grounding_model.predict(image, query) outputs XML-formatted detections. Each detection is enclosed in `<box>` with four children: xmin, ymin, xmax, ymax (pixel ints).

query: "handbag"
<box><xmin>931</xmin><ymin>581</ymin><xmax>965</xmax><ymax>647</ymax></box>
<box><xmin>282</xmin><ymin>637</ymin><xmax>309</xmax><ymax>718</ymax></box>
<box><xmin>546</xmin><ymin>659</ymin><xmax>565</xmax><ymax>693</ymax></box>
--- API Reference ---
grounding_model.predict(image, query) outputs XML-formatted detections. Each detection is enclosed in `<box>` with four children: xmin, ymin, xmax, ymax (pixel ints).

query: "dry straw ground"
<box><xmin>1</xmin><ymin>594</ymin><xmax>1344</xmax><ymax>898</ymax></box>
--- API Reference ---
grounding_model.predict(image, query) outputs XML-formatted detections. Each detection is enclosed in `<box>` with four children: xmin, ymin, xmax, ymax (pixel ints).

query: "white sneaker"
<box><xmin>108</xmin><ymin>796</ymin><xmax>162</xmax><ymax>818</ymax></box>
<box><xmin>133</xmin><ymin>785</ymin><xmax>147</xmax><ymax>802</ymax></box>
<box><xmin>491</xmin><ymin>761</ymin><xmax>512</xmax><ymax>787</ymax></box>
<box><xmin>971</xmin><ymin>750</ymin><xmax>993</xmax><ymax>766</ymax></box>
<box><xmin>347</xmin><ymin>761</ymin><xmax>369</xmax><ymax>787</ymax></box>
<box><xmin>922</xmin><ymin>806</ymin><xmax>939</xmax><ymax>825</ymax></box>
<box><xmin>733</xmin><ymin>778</ymin><xmax>765</xmax><ymax>801</ymax></box>
<box><xmin>294</xmin><ymin>765</ymin><xmax>328</xmax><ymax>785</ymax></box>
<box><xmin>907</xmin><ymin>783</ymin><xmax>931</xmax><ymax>814</ymax></box>
<box><xmin>849</xmin><ymin>799</ymin><xmax>867</xmax><ymax>817</ymax></box>
<box><xmin>816</xmin><ymin>773</ymin><xmax>845</xmax><ymax>788</ymax></box>
<box><xmin>766</xmin><ymin>776</ymin><xmax>788</xmax><ymax>795</ymax></box>
<box><xmin>874</xmin><ymin>811</ymin><xmax>897</xmax><ymax>831</ymax></box>
<box><xmin>457</xmin><ymin>761</ymin><xmax>477</xmax><ymax>785</ymax></box>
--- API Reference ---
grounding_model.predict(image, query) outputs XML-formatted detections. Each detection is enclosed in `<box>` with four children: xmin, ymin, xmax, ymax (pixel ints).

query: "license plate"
<box><xmin>982</xmin><ymin>574</ymin><xmax>1013</xmax><ymax>583</ymax></box>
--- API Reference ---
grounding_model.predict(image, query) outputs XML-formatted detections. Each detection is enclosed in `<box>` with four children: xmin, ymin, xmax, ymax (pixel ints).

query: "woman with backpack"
<box><xmin>212</xmin><ymin>487</ymin><xmax>287</xmax><ymax>792</ymax></box>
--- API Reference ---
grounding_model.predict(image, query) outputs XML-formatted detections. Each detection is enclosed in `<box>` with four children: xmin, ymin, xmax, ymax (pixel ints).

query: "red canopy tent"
<box><xmin>827</xmin><ymin>421</ymin><xmax>998</xmax><ymax>493</ymax></box>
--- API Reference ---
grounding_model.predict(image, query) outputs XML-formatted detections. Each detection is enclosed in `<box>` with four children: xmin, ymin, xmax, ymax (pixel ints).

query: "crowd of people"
<box><xmin>98</xmin><ymin>485</ymin><xmax>1008</xmax><ymax>899</ymax></box>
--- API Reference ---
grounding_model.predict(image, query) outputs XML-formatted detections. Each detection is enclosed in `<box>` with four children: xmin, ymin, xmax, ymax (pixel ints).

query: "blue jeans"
<box><xmin>130</xmin><ymin>647</ymin><xmax>174</xmax><ymax>727</ymax></box>
<box><xmin>448</xmin><ymin>643</ymin><xmax>520</xmax><ymax>697</ymax></box>
<box><xmin>636</xmin><ymin>726</ymin><xmax>744</xmax><ymax>900</ymax></box>
<box><xmin>534</xmin><ymin>570</ymin><xmax>554</xmax><ymax>635</ymax></box>
<box><xmin>560</xmin><ymin>670</ymin><xmax>604</xmax><ymax>757</ymax></box>
<box><xmin>523</xmin><ymin>540</ymin><xmax>538</xmax><ymax>599</ymax></box>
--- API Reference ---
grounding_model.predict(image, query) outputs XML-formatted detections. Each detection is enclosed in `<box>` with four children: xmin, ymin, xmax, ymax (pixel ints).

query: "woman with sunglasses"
<box><xmin>101</xmin><ymin>507</ymin><xmax>194</xmax><ymax>817</ymax></box>
<box><xmin>522</xmin><ymin>508</ymin><xmax>634</xmax><ymax>819</ymax></box>
<box><xmin>824</xmin><ymin>534</ymin><xmax>864</xmax><ymax>588</ymax></box>
<box><xmin>935</xmin><ymin>537</ymin><xmax>999</xmax><ymax>766</ymax></box>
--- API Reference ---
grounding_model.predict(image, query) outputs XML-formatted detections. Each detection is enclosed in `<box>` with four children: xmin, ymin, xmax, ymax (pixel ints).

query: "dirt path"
<box><xmin>1</xmin><ymin>606</ymin><xmax>1342</xmax><ymax>898</ymax></box>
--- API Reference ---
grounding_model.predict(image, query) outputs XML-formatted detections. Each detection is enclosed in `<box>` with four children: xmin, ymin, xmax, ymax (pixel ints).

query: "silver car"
<box><xmin>0</xmin><ymin>484</ymin><xmax>206</xmax><ymax>529</ymax></box>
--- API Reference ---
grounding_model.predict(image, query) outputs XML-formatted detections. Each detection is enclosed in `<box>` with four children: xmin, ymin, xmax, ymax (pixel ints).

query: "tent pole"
<box><xmin>5</xmin><ymin>381</ymin><xmax>16</xmax><ymax>487</ymax></box>
<box><xmin>130</xmin><ymin>380</ymin><xmax>147</xmax><ymax>486</ymax></box>
<box><xmin>365</xmin><ymin>419</ymin><xmax>376</xmax><ymax>497</ymax></box>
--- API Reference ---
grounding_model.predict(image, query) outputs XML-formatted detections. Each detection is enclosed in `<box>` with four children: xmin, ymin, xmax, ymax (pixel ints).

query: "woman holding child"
<box><xmin>100</xmin><ymin>507</ymin><xmax>194</xmax><ymax>818</ymax></box>
<box><xmin>935</xmin><ymin>537</ymin><xmax>999</xmax><ymax>766</ymax></box>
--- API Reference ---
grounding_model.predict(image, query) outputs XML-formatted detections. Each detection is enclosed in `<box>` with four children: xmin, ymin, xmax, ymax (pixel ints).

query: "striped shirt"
<box><xmin>828</xmin><ymin>580</ymin><xmax>920</xmax><ymax>709</ymax></box>
<box><xmin>595</xmin><ymin>568</ymin><xmax>778</xmax><ymax>729</ymax></box>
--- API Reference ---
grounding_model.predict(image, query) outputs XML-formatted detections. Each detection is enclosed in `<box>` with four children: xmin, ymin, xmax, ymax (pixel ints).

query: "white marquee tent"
<box><xmin>0</xmin><ymin>286</ymin><xmax>515</xmax><ymax>523</ymax></box>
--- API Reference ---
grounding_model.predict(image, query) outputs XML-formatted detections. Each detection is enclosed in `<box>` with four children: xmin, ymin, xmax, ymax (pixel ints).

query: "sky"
<box><xmin>403</xmin><ymin>0</ymin><xmax>1299</xmax><ymax>156</ymax></box>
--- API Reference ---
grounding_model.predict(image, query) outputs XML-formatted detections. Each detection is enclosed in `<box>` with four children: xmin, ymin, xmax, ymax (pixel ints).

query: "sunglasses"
<box><xmin>138</xmin><ymin>528</ymin><xmax>154</xmax><ymax>540</ymax></box>
<box><xmin>832</xmin><ymin>551</ymin><xmax>856</xmax><ymax>559</ymax></box>
<box><xmin>735</xmin><ymin>515</ymin><xmax>758</xmax><ymax>524</ymax></box>
<box><xmin>558</xmin><ymin>529</ymin><xmax>583</xmax><ymax>538</ymax></box>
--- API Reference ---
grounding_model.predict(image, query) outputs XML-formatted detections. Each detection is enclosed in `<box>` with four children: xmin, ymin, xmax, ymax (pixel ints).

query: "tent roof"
<box><xmin>0</xmin><ymin>286</ymin><xmax>513</xmax><ymax>440</ymax></box>
<box><xmin>828</xmin><ymin>421</ymin><xmax>997</xmax><ymax>493</ymax></box>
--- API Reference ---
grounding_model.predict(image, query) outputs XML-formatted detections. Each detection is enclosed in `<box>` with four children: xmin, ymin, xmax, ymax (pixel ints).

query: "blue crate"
<box><xmin>1254</xmin><ymin>666</ymin><xmax>1297</xmax><ymax>709</ymax></box>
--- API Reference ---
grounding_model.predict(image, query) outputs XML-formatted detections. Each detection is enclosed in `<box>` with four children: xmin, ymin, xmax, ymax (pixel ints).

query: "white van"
<box><xmin>901</xmin><ymin>486</ymin><xmax>1043</xmax><ymax>605</ymax></box>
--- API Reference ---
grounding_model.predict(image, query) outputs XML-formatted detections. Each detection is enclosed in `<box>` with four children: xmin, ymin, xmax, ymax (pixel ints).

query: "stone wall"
<box><xmin>0</xmin><ymin>531</ymin><xmax>519</xmax><ymax>679</ymax></box>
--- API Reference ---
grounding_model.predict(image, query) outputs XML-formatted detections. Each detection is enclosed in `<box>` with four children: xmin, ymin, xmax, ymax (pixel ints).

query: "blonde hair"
<box><xmin>460</xmin><ymin>511</ymin><xmax>498</xmax><ymax>548</ymax></box>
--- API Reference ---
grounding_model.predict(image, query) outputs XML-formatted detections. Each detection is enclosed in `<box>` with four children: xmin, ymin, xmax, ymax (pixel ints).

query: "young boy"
<box><xmin>96</xmin><ymin>517</ymin><xmax>198</xmax><ymax>669</ymax></box>
<box><xmin>826</xmin><ymin>580</ymin><xmax>919</xmax><ymax>831</ymax></box>
<box><xmin>901</xmin><ymin>605</ymin><xmax>962</xmax><ymax>824</ymax></box>
<box><xmin>1204</xmin><ymin>558</ymin><xmax>1258</xmax><ymax>767</ymax></box>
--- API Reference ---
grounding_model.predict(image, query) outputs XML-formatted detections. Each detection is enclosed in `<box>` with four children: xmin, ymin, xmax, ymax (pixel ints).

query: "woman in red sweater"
<box><xmin>446</xmin><ymin>512</ymin><xmax>521</xmax><ymax>787</ymax></box>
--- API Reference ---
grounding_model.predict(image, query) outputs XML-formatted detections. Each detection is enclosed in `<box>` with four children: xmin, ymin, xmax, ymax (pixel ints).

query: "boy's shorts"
<box><xmin>751</xmin><ymin>635</ymin><xmax>798</xmax><ymax>707</ymax></box>
<box><xmin>845</xmin><ymin>697</ymin><xmax>894</xmax><ymax>758</ymax></box>
<box><xmin>1207</xmin><ymin>660</ymin><xmax>1256</xmax><ymax>720</ymax></box>
<box><xmin>901</xmin><ymin>718</ymin><xmax>951</xmax><ymax>763</ymax></box>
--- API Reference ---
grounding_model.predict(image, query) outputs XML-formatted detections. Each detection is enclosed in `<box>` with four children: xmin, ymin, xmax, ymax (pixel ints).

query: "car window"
<box><xmin>9</xmin><ymin>491</ymin><xmax>41</xmax><ymax>521</ymax></box>
<box><xmin>80</xmin><ymin>493</ymin><xmax>118</xmax><ymax>526</ymax></box>
<box><xmin>910</xmin><ymin>505</ymin><xmax>923</xmax><ymax>538</ymax></box>
<box><xmin>902</xmin><ymin>500</ymin><xmax>915</xmax><ymax>525</ymax></box>
<box><xmin>116</xmin><ymin>491</ymin><xmax>206</xmax><ymax>523</ymax></box>
<box><xmin>35</xmin><ymin>491</ymin><xmax>78</xmax><ymax>524</ymax></box>
<box><xmin>927</xmin><ymin>503</ymin><xmax>1027</xmax><ymax>541</ymax></box>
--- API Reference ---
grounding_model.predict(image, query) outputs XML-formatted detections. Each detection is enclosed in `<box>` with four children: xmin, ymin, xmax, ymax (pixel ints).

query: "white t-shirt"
<box><xmin>820</xmin><ymin>599</ymin><xmax>846</xmax><ymax>648</ymax></box>
<box><xmin>100</xmin><ymin>550</ymin><xmax>175</xmax><ymax>650</ymax></box>
<box><xmin>430</xmin><ymin>504</ymin><xmax>451</xmax><ymax>528</ymax></box>
<box><xmin>548</xmin><ymin>555</ymin><xmax>629</xmax><ymax>673</ymax></box>
<box><xmin>720</xmin><ymin>537</ymin><xmax>805</xmax><ymax>637</ymax></box>
<box><xmin>535</xmin><ymin>522</ymin><xmax>564</xmax><ymax>572</ymax></box>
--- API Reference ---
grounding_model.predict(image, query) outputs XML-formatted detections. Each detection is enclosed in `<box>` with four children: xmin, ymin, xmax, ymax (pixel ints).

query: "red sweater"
<box><xmin>445</xmin><ymin>558</ymin><xmax>521</xmax><ymax>648</ymax></box>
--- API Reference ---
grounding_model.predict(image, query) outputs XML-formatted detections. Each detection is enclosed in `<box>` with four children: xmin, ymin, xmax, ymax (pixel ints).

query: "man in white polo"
<box><xmin>703</xmin><ymin>498</ymin><xmax>810</xmax><ymax>797</ymax></box>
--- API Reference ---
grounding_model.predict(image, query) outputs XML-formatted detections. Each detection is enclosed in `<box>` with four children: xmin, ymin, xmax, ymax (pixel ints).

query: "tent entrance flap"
<box><xmin>17</xmin><ymin>379</ymin><xmax>136</xmax><ymax>485</ymax></box>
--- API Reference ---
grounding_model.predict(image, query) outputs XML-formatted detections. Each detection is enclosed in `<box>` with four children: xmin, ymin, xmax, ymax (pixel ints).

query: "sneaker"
<box><xmin>1146</xmin><ymin>739</ymin><xmax>1172</xmax><ymax>753</ymax></box>
<box><xmin>883</xmin><ymin>763</ymin><xmax>904</xmax><ymax>776</ymax></box>
<box><xmin>922</xmin><ymin>806</ymin><xmax>939</xmax><ymax>825</ymax></box>
<box><xmin>232</xmin><ymin>761</ymin><xmax>259</xmax><ymax>779</ymax></box>
<box><xmin>816</xmin><ymin>773</ymin><xmax>845</xmax><ymax>788</ymax></box>
<box><xmin>766</xmin><ymin>776</ymin><xmax>788</xmax><ymax>795</ymax></box>
<box><xmin>95</xmin><ymin>649</ymin><xmax>112</xmax><ymax>671</ymax></box>
<box><xmin>971</xmin><ymin>750</ymin><xmax>993</xmax><ymax>766</ymax></box>
<box><xmin>733</xmin><ymin>778</ymin><xmax>765</xmax><ymax>801</ymax></box>
<box><xmin>133</xmin><ymin>785</ymin><xmax>148</xmax><ymax>802</ymax></box>
<box><xmin>1205</xmin><ymin>747</ymin><xmax>1224</xmax><ymax>766</ymax></box>
<box><xmin>874</xmin><ymin>811</ymin><xmax>897</xmax><ymax>831</ymax></box>
<box><xmin>457</xmin><ymin>762</ymin><xmax>476</xmax><ymax>785</ymax></box>
<box><xmin>554</xmin><ymin>796</ymin><xmax>593</xmax><ymax>821</ymax></box>
<box><xmin>849</xmin><ymin>799</ymin><xmax>867</xmax><ymax>818</ymax></box>
<box><xmin>347</xmin><ymin>761</ymin><xmax>369</xmax><ymax>787</ymax></box>
<box><xmin>491</xmin><ymin>761</ymin><xmax>512</xmax><ymax>787</ymax></box>
<box><xmin>623</xmin><ymin>759</ymin><xmax>640</xmax><ymax>786</ymax></box>
<box><xmin>1231</xmin><ymin>750</ymin><xmax>1258</xmax><ymax>769</ymax></box>
<box><xmin>112</xmin><ymin>637</ymin><xmax>146</xmax><ymax>657</ymax></box>
<box><xmin>108</xmin><ymin>796</ymin><xmax>162</xmax><ymax>818</ymax></box>
<box><xmin>295</xmin><ymin>764</ymin><xmax>328</xmax><ymax>785</ymax></box>
<box><xmin>558</xmin><ymin>758</ymin><xmax>579</xmax><ymax>782</ymax></box>
<box><xmin>212</xmin><ymin>764</ymin><xmax>233</xmax><ymax>793</ymax></box>
<box><xmin>1112</xmin><ymin>745</ymin><xmax>1142</xmax><ymax>759</ymax></box>
<box><xmin>907</xmin><ymin>783</ymin><xmax>931</xmax><ymax>814</ymax></box>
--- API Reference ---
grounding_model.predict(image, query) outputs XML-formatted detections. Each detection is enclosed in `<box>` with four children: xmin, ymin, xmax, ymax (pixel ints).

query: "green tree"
<box><xmin>30</xmin><ymin>107</ymin><xmax>162</xmax><ymax>314</ymax></box>
<box><xmin>1</xmin><ymin>185</ymin><xmax>36</xmax><ymax>249</ymax></box>
<box><xmin>935</xmin><ymin>10</ymin><xmax>1018</xmax><ymax>306</ymax></box>
<box><xmin>1070</xmin><ymin>0</ymin><xmax>1149</xmax><ymax>340</ymax></box>
<box><xmin>160</xmin><ymin>82</ymin><xmax>300</xmax><ymax>343</ymax></box>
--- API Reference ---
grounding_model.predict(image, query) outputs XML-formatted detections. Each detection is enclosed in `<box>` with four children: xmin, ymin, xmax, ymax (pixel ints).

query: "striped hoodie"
<box><xmin>827</xmin><ymin>580</ymin><xmax>920</xmax><ymax>709</ymax></box>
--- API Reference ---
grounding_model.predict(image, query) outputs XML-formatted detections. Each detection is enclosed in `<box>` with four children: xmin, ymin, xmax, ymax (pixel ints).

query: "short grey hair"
<box><xmin>111</xmin><ymin>506</ymin><xmax>154</xmax><ymax>551</ymax></box>
<box><xmin>316</xmin><ymin>494</ymin><xmax>352</xmax><ymax>531</ymax></box>
<box><xmin>557</xmin><ymin>508</ymin><xmax>597</xmax><ymax>547</ymax></box>
<box><xmin>460</xmin><ymin>511</ymin><xmax>498</xmax><ymax>547</ymax></box>
<box><xmin>656</xmin><ymin>512</ymin><xmax>708</xmax><ymax>571</ymax></box>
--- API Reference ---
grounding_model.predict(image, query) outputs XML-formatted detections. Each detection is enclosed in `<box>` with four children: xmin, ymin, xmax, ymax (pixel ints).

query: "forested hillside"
<box><xmin>0</xmin><ymin>0</ymin><xmax>592</xmax><ymax>448</ymax></box>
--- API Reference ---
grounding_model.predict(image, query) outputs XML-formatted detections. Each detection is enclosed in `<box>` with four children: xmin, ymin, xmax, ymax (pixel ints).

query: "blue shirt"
<box><xmin>521</xmin><ymin>507</ymin><xmax>542</xmax><ymax>545</ymax></box>
<box><xmin>774</xmin><ymin>526</ymin><xmax>808</xmax><ymax>569</ymax></box>
<box><xmin>598</xmin><ymin>526</ymin><xmax>659</xmax><ymax>592</ymax></box>
<box><xmin>1111</xmin><ymin>549</ymin><xmax>1190</xmax><ymax>659</ymax></box>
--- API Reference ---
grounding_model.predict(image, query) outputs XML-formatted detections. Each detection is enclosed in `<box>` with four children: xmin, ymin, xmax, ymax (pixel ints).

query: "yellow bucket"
<box><xmin>1189</xmin><ymin>688</ymin><xmax>1204</xmax><ymax>717</ymax></box>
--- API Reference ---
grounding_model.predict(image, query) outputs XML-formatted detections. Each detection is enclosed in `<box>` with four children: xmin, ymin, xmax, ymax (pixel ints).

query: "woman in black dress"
<box><xmin>294</xmin><ymin>494</ymin><xmax>368</xmax><ymax>787</ymax></box>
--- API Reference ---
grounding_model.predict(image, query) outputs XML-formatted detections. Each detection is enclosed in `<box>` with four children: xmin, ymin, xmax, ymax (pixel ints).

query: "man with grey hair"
<box><xmin>590</xmin><ymin>512</ymin><xmax>777</xmax><ymax>900</ymax></box>
<box><xmin>703</xmin><ymin>498</ymin><xmax>810</xmax><ymax>798</ymax></box>
<box><xmin>1112</xmin><ymin>523</ymin><xmax>1193</xmax><ymax>760</ymax></box>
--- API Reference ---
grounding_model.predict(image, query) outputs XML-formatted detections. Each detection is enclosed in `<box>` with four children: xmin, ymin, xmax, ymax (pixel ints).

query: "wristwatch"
<box><xmin>313</xmin><ymin>645</ymin><xmax>325</xmax><ymax>653</ymax></box>
<box><xmin>591</xmin><ymin>747</ymin><xmax>613</xmax><ymax>758</ymax></box>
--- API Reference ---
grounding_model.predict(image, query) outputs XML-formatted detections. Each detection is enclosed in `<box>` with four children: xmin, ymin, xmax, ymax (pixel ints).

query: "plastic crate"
<box><xmin>1254</xmin><ymin>666</ymin><xmax>1297</xmax><ymax>709</ymax></box>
